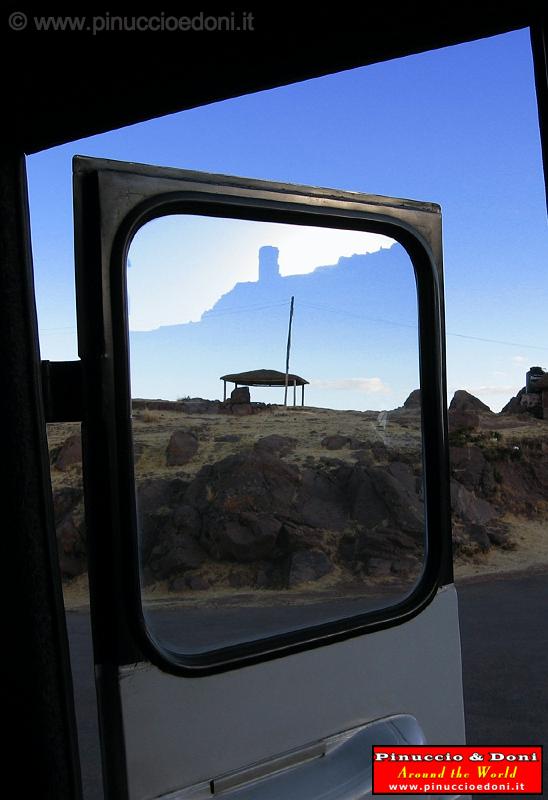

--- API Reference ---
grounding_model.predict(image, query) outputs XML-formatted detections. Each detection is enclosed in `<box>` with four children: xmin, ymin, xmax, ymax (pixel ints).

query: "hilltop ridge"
<box><xmin>47</xmin><ymin>389</ymin><xmax>547</xmax><ymax>609</ymax></box>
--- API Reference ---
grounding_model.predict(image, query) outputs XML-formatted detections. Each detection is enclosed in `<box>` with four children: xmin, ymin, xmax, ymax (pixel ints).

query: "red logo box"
<box><xmin>372</xmin><ymin>745</ymin><xmax>542</xmax><ymax>794</ymax></box>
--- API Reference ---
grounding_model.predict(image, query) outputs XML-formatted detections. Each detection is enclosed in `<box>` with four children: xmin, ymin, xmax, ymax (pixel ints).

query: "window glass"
<box><xmin>128</xmin><ymin>214</ymin><xmax>425</xmax><ymax>653</ymax></box>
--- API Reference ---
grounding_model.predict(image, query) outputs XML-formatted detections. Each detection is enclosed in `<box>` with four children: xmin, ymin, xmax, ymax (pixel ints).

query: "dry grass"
<box><xmin>454</xmin><ymin>514</ymin><xmax>548</xmax><ymax>582</ymax></box>
<box><xmin>49</xmin><ymin>404</ymin><xmax>548</xmax><ymax>611</ymax></box>
<box><xmin>128</xmin><ymin>405</ymin><xmax>422</xmax><ymax>483</ymax></box>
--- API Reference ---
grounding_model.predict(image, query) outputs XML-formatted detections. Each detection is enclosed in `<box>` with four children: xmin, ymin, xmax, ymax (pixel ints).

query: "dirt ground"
<box><xmin>49</xmin><ymin>403</ymin><xmax>547</xmax><ymax>610</ymax></box>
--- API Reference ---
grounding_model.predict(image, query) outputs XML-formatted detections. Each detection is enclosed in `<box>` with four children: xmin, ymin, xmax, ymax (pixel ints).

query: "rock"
<box><xmin>319</xmin><ymin>456</ymin><xmax>345</xmax><ymax>468</ymax></box>
<box><xmin>296</xmin><ymin>468</ymin><xmax>348</xmax><ymax>531</ymax></box>
<box><xmin>448</xmin><ymin>409</ymin><xmax>479</xmax><ymax>433</ymax></box>
<box><xmin>186</xmin><ymin>451</ymin><xmax>299</xmax><ymax>517</ymax></box>
<box><xmin>133</xmin><ymin>398</ymin><xmax>221</xmax><ymax>414</ymax></box>
<box><xmin>366</xmin><ymin>557</ymin><xmax>393</xmax><ymax>577</ymax></box>
<box><xmin>142</xmin><ymin>500</ymin><xmax>205</xmax><ymax>581</ymax></box>
<box><xmin>49</xmin><ymin>444</ymin><xmax>62</xmax><ymax>465</ymax></box>
<box><xmin>366</xmin><ymin>465</ymin><xmax>424</xmax><ymax>535</ymax></box>
<box><xmin>254</xmin><ymin>434</ymin><xmax>297</xmax><ymax>457</ymax></box>
<box><xmin>336</xmin><ymin>534</ymin><xmax>357</xmax><ymax>569</ymax></box>
<box><xmin>350</xmin><ymin>517</ymin><xmax>423</xmax><ymax>575</ymax></box>
<box><xmin>451</xmin><ymin>524</ymin><xmax>469</xmax><ymax>555</ymax></box>
<box><xmin>207</xmin><ymin>514</ymin><xmax>282</xmax><ymax>561</ymax></box>
<box><xmin>166</xmin><ymin>430</ymin><xmax>199</xmax><ymax>466</ymax></box>
<box><xmin>403</xmin><ymin>389</ymin><xmax>422</xmax><ymax>409</ymax></box>
<box><xmin>185</xmin><ymin>400</ymin><xmax>221</xmax><ymax>414</ymax></box>
<box><xmin>352</xmin><ymin>449</ymin><xmax>371</xmax><ymax>463</ymax></box>
<box><xmin>52</xmin><ymin>488</ymin><xmax>86</xmax><ymax>578</ymax></box>
<box><xmin>489</xmin><ymin>457</ymin><xmax>548</xmax><ymax>516</ymax></box>
<box><xmin>255</xmin><ymin>569</ymin><xmax>271</xmax><ymax>589</ymax></box>
<box><xmin>172</xmin><ymin>503</ymin><xmax>201</xmax><ymax>530</ymax></box>
<box><xmin>486</xmin><ymin>523</ymin><xmax>515</xmax><ymax>549</ymax></box>
<box><xmin>214</xmin><ymin>434</ymin><xmax>241</xmax><ymax>443</ymax></box>
<box><xmin>133</xmin><ymin>398</ymin><xmax>176</xmax><ymax>412</ymax></box>
<box><xmin>450</xmin><ymin>480</ymin><xmax>498</xmax><ymax>526</ymax></box>
<box><xmin>230</xmin><ymin>403</ymin><xmax>254</xmax><ymax>416</ymax></box>
<box><xmin>288</xmin><ymin>549</ymin><xmax>333</xmax><ymax>587</ymax></box>
<box><xmin>450</xmin><ymin>446</ymin><xmax>495</xmax><ymax>496</ymax></box>
<box><xmin>255</xmin><ymin>560</ymin><xmax>284</xmax><ymax>589</ymax></box>
<box><xmin>131</xmin><ymin>418</ymin><xmax>541</xmax><ymax>583</ymax></box>
<box><xmin>54</xmin><ymin>434</ymin><xmax>82</xmax><ymax>471</ymax></box>
<box><xmin>56</xmin><ymin>515</ymin><xmax>87</xmax><ymax>577</ymax></box>
<box><xmin>231</xmin><ymin>386</ymin><xmax>250</xmax><ymax>404</ymax></box>
<box><xmin>370</xmin><ymin>441</ymin><xmax>389</xmax><ymax>462</ymax></box>
<box><xmin>449</xmin><ymin>390</ymin><xmax>492</xmax><ymax>414</ymax></box>
<box><xmin>168</xmin><ymin>576</ymin><xmax>188</xmax><ymax>592</ymax></box>
<box><xmin>355</xmin><ymin>527</ymin><xmax>421</xmax><ymax>568</ymax></box>
<box><xmin>500</xmin><ymin>388</ymin><xmax>526</xmax><ymax>415</ymax></box>
<box><xmin>452</xmin><ymin>518</ymin><xmax>513</xmax><ymax>557</ymax></box>
<box><xmin>148</xmin><ymin>532</ymin><xmax>206</xmax><ymax>580</ymax></box>
<box><xmin>279</xmin><ymin>522</ymin><xmax>333</xmax><ymax>554</ymax></box>
<box><xmin>185</xmin><ymin>574</ymin><xmax>210</xmax><ymax>591</ymax></box>
<box><xmin>466</xmin><ymin>523</ymin><xmax>491</xmax><ymax>552</ymax></box>
<box><xmin>321</xmin><ymin>434</ymin><xmax>350</xmax><ymax>450</ymax></box>
<box><xmin>228</xmin><ymin>568</ymin><xmax>251</xmax><ymax>588</ymax></box>
<box><xmin>181</xmin><ymin>398</ymin><xmax>222</xmax><ymax>414</ymax></box>
<box><xmin>519</xmin><ymin>391</ymin><xmax>543</xmax><ymax>419</ymax></box>
<box><xmin>219</xmin><ymin>399</ymin><xmax>271</xmax><ymax>417</ymax></box>
<box><xmin>53</xmin><ymin>487</ymin><xmax>83</xmax><ymax>523</ymax></box>
<box><xmin>387</xmin><ymin>461</ymin><xmax>421</xmax><ymax>495</ymax></box>
<box><xmin>346</xmin><ymin>468</ymin><xmax>387</xmax><ymax>530</ymax></box>
<box><xmin>391</xmin><ymin>555</ymin><xmax>421</xmax><ymax>576</ymax></box>
<box><xmin>136</xmin><ymin>477</ymin><xmax>202</xmax><ymax>580</ymax></box>
<box><xmin>137</xmin><ymin>475</ymin><xmax>188</xmax><ymax>507</ymax></box>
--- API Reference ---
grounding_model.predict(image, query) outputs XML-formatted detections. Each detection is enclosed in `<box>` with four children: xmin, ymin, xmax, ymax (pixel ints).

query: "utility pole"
<box><xmin>284</xmin><ymin>296</ymin><xmax>295</xmax><ymax>407</ymax></box>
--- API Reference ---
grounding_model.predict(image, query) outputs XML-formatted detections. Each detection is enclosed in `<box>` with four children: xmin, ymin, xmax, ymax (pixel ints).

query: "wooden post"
<box><xmin>284</xmin><ymin>296</ymin><xmax>295</xmax><ymax>407</ymax></box>
<box><xmin>223</xmin><ymin>381</ymin><xmax>226</xmax><ymax>401</ymax></box>
<box><xmin>302</xmin><ymin>384</ymin><xmax>305</xmax><ymax>406</ymax></box>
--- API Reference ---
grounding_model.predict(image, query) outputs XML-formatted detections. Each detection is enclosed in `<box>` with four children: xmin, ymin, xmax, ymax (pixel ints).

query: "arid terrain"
<box><xmin>47</xmin><ymin>389</ymin><xmax>548</xmax><ymax>618</ymax></box>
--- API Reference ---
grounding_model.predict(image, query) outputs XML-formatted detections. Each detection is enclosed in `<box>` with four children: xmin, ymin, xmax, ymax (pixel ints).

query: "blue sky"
<box><xmin>27</xmin><ymin>28</ymin><xmax>547</xmax><ymax>411</ymax></box>
<box><xmin>127</xmin><ymin>216</ymin><xmax>393</xmax><ymax>330</ymax></box>
<box><xmin>128</xmin><ymin>226</ymin><xmax>419</xmax><ymax>409</ymax></box>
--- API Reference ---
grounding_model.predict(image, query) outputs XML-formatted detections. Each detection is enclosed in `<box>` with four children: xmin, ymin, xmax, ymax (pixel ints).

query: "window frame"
<box><xmin>74</xmin><ymin>156</ymin><xmax>453</xmax><ymax>676</ymax></box>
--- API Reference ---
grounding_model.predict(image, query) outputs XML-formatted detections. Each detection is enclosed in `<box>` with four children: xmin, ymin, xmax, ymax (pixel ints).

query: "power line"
<box><xmin>300</xmin><ymin>301</ymin><xmax>416</xmax><ymax>331</ymax></box>
<box><xmin>299</xmin><ymin>300</ymin><xmax>548</xmax><ymax>351</ymax></box>
<box><xmin>39</xmin><ymin>298</ymin><xmax>547</xmax><ymax>353</ymax></box>
<box><xmin>445</xmin><ymin>331</ymin><xmax>548</xmax><ymax>351</ymax></box>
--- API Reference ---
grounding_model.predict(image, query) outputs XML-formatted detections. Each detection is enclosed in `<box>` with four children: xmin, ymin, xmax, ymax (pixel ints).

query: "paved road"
<box><xmin>66</xmin><ymin>572</ymin><xmax>548</xmax><ymax>800</ymax></box>
<box><xmin>458</xmin><ymin>571</ymin><xmax>548</xmax><ymax>799</ymax></box>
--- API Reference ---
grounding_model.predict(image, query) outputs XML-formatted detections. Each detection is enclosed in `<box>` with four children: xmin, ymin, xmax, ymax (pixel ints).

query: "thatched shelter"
<box><xmin>220</xmin><ymin>369</ymin><xmax>309</xmax><ymax>406</ymax></box>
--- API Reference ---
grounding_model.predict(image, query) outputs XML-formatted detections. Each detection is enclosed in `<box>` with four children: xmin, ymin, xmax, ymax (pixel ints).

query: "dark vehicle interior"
<box><xmin>3</xmin><ymin>6</ymin><xmax>546</xmax><ymax>799</ymax></box>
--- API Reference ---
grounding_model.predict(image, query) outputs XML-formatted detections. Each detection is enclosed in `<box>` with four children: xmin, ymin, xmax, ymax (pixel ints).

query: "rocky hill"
<box><xmin>47</xmin><ymin>389</ymin><xmax>548</xmax><ymax>607</ymax></box>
